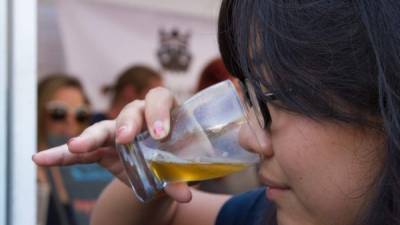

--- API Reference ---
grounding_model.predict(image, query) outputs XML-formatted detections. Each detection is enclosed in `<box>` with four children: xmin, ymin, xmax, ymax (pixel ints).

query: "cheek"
<box><xmin>274</xmin><ymin>121</ymin><xmax>381</xmax><ymax>219</ymax></box>
<box><xmin>45</xmin><ymin>117</ymin><xmax>67</xmax><ymax>134</ymax></box>
<box><xmin>69</xmin><ymin>122</ymin><xmax>85</xmax><ymax>136</ymax></box>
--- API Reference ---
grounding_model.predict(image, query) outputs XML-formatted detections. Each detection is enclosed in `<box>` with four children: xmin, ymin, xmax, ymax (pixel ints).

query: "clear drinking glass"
<box><xmin>117</xmin><ymin>80</ymin><xmax>262</xmax><ymax>202</ymax></box>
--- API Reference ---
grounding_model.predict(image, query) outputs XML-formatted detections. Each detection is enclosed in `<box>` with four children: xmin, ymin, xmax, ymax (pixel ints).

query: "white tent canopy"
<box><xmin>88</xmin><ymin>0</ymin><xmax>222</xmax><ymax>19</ymax></box>
<box><xmin>39</xmin><ymin>0</ymin><xmax>224</xmax><ymax>110</ymax></box>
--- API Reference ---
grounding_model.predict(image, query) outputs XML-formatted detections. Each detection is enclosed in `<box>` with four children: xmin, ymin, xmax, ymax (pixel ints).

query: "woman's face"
<box><xmin>246</xmin><ymin>102</ymin><xmax>384</xmax><ymax>225</ymax></box>
<box><xmin>44</xmin><ymin>86</ymin><xmax>89</xmax><ymax>139</ymax></box>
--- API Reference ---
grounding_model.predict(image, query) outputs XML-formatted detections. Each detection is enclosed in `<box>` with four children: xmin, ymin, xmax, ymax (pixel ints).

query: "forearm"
<box><xmin>90</xmin><ymin>179</ymin><xmax>177</xmax><ymax>225</ymax></box>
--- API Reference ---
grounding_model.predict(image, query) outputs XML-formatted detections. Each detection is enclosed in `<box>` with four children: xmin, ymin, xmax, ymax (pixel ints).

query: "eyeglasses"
<box><xmin>46</xmin><ymin>101</ymin><xmax>90</xmax><ymax>124</ymax></box>
<box><xmin>241</xmin><ymin>79</ymin><xmax>277</xmax><ymax>129</ymax></box>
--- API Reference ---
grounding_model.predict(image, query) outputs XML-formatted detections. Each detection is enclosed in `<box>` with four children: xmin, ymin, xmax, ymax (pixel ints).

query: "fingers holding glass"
<box><xmin>144</xmin><ymin>87</ymin><xmax>178</xmax><ymax>140</ymax></box>
<box><xmin>115</xmin><ymin>100</ymin><xmax>145</xmax><ymax>144</ymax></box>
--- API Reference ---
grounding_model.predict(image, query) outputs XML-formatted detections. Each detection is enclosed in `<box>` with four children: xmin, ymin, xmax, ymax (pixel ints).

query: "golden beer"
<box><xmin>148</xmin><ymin>160</ymin><xmax>250</xmax><ymax>183</ymax></box>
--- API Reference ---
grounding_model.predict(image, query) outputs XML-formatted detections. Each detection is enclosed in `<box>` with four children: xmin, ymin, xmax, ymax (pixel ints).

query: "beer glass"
<box><xmin>117</xmin><ymin>80</ymin><xmax>262</xmax><ymax>202</ymax></box>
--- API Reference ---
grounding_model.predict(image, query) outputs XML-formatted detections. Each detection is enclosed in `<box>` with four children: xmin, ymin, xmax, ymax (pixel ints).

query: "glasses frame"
<box><xmin>45</xmin><ymin>101</ymin><xmax>90</xmax><ymax>124</ymax></box>
<box><xmin>241</xmin><ymin>78</ymin><xmax>277</xmax><ymax>129</ymax></box>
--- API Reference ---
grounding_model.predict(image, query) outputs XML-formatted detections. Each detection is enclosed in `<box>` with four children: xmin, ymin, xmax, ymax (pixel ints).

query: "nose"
<box><xmin>65</xmin><ymin>113</ymin><xmax>80</xmax><ymax>136</ymax></box>
<box><xmin>238</xmin><ymin>122</ymin><xmax>273</xmax><ymax>158</ymax></box>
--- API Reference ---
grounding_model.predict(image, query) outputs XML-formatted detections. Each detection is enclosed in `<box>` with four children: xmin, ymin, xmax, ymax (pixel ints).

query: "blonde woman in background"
<box><xmin>38</xmin><ymin>74</ymin><xmax>90</xmax><ymax>150</ymax></box>
<box><xmin>37</xmin><ymin>74</ymin><xmax>90</xmax><ymax>225</ymax></box>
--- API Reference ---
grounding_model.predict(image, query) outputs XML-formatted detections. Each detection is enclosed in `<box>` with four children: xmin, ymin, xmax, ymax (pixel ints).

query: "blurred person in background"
<box><xmin>38</xmin><ymin>74</ymin><xmax>91</xmax><ymax>150</ymax></box>
<box><xmin>91</xmin><ymin>65</ymin><xmax>163</xmax><ymax>123</ymax></box>
<box><xmin>195</xmin><ymin>58</ymin><xmax>261</xmax><ymax>194</ymax></box>
<box><xmin>37</xmin><ymin>74</ymin><xmax>91</xmax><ymax>225</ymax></box>
<box><xmin>195</xmin><ymin>58</ymin><xmax>239</xmax><ymax>92</ymax></box>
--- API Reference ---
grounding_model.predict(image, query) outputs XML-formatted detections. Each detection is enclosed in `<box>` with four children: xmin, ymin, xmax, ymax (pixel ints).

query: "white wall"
<box><xmin>0</xmin><ymin>0</ymin><xmax>8</xmax><ymax>223</ymax></box>
<box><xmin>38</xmin><ymin>0</ymin><xmax>65</xmax><ymax>77</ymax></box>
<box><xmin>10</xmin><ymin>0</ymin><xmax>37</xmax><ymax>223</ymax></box>
<box><xmin>1</xmin><ymin>0</ymin><xmax>37</xmax><ymax>225</ymax></box>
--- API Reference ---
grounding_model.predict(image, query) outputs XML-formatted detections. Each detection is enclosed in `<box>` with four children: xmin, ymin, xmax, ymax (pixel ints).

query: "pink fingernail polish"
<box><xmin>153</xmin><ymin>120</ymin><xmax>165</xmax><ymax>138</ymax></box>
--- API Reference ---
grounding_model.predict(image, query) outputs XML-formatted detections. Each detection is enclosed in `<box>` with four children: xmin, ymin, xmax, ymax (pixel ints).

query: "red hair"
<box><xmin>196</xmin><ymin>58</ymin><xmax>234</xmax><ymax>92</ymax></box>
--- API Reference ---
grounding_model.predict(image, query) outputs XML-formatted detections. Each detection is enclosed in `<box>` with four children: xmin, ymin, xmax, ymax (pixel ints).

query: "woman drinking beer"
<box><xmin>33</xmin><ymin>0</ymin><xmax>400</xmax><ymax>224</ymax></box>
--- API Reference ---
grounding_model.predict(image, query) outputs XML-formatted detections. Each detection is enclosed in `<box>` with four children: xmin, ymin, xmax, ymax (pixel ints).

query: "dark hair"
<box><xmin>196</xmin><ymin>58</ymin><xmax>234</xmax><ymax>92</ymax></box>
<box><xmin>103</xmin><ymin>65</ymin><xmax>162</xmax><ymax>104</ymax></box>
<box><xmin>218</xmin><ymin>0</ymin><xmax>400</xmax><ymax>224</ymax></box>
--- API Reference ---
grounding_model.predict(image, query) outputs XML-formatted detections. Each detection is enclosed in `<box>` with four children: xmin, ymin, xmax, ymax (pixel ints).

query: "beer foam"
<box><xmin>146</xmin><ymin>149</ymin><xmax>188</xmax><ymax>163</ymax></box>
<box><xmin>192</xmin><ymin>156</ymin><xmax>245</xmax><ymax>164</ymax></box>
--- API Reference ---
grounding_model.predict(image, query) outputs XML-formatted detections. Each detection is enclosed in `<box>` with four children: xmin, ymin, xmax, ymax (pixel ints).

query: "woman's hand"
<box><xmin>32</xmin><ymin>87</ymin><xmax>192</xmax><ymax>202</ymax></box>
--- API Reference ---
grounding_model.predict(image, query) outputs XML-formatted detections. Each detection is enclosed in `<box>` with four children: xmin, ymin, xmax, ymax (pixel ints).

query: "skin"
<box><xmin>33</xmin><ymin>86</ymin><xmax>384</xmax><ymax>225</ymax></box>
<box><xmin>255</xmin><ymin>105</ymin><xmax>384</xmax><ymax>225</ymax></box>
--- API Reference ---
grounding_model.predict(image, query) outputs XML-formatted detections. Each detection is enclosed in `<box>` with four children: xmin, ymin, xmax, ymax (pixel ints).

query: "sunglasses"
<box><xmin>241</xmin><ymin>79</ymin><xmax>277</xmax><ymax>129</ymax></box>
<box><xmin>46</xmin><ymin>101</ymin><xmax>90</xmax><ymax>124</ymax></box>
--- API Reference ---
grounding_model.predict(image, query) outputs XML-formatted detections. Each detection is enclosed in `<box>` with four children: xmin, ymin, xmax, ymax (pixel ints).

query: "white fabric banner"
<box><xmin>56</xmin><ymin>0</ymin><xmax>220</xmax><ymax>110</ymax></box>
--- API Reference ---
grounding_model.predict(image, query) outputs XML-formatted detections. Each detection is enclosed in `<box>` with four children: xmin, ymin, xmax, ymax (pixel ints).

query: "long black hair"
<box><xmin>218</xmin><ymin>0</ymin><xmax>400</xmax><ymax>224</ymax></box>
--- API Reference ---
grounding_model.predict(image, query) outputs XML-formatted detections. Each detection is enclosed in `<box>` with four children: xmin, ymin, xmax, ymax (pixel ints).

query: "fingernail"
<box><xmin>67</xmin><ymin>137</ymin><xmax>77</xmax><ymax>145</ymax></box>
<box><xmin>117</xmin><ymin>126</ymin><xmax>129</xmax><ymax>138</ymax></box>
<box><xmin>153</xmin><ymin>120</ymin><xmax>166</xmax><ymax>138</ymax></box>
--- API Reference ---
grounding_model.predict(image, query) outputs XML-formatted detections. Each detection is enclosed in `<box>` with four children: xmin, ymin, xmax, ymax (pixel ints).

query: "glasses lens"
<box><xmin>245</xmin><ymin>79</ymin><xmax>271</xmax><ymax>129</ymax></box>
<box><xmin>75</xmin><ymin>108</ymin><xmax>89</xmax><ymax>123</ymax></box>
<box><xmin>49</xmin><ymin>107</ymin><xmax>67</xmax><ymax>121</ymax></box>
<box><xmin>47</xmin><ymin>101</ymin><xmax>90</xmax><ymax>123</ymax></box>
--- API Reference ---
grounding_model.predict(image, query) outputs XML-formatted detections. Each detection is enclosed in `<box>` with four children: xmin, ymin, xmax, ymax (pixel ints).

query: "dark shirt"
<box><xmin>90</xmin><ymin>112</ymin><xmax>109</xmax><ymax>125</ymax></box>
<box><xmin>46</xmin><ymin>191</ymin><xmax>77</xmax><ymax>225</ymax></box>
<box><xmin>215</xmin><ymin>188</ymin><xmax>271</xmax><ymax>225</ymax></box>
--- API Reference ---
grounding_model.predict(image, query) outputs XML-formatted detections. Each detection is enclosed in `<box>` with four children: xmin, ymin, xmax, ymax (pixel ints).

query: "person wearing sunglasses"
<box><xmin>38</xmin><ymin>74</ymin><xmax>91</xmax><ymax>149</ymax></box>
<box><xmin>33</xmin><ymin>1</ymin><xmax>400</xmax><ymax>225</ymax></box>
<box><xmin>37</xmin><ymin>74</ymin><xmax>91</xmax><ymax>225</ymax></box>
